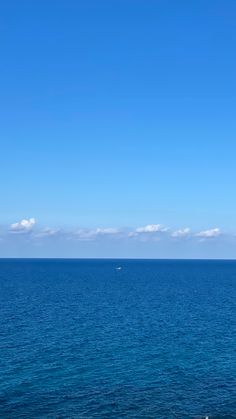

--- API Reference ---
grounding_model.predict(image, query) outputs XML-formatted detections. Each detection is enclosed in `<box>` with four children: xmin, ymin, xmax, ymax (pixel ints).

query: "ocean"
<box><xmin>0</xmin><ymin>259</ymin><xmax>235</xmax><ymax>418</ymax></box>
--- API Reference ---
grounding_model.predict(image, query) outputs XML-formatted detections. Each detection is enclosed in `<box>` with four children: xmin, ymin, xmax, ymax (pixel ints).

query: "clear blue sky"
<box><xmin>1</xmin><ymin>0</ymin><xmax>236</xmax><ymax>257</ymax></box>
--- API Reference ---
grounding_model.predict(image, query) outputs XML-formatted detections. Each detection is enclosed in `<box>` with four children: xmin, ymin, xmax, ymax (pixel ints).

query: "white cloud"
<box><xmin>172</xmin><ymin>228</ymin><xmax>191</xmax><ymax>238</ymax></box>
<box><xmin>95</xmin><ymin>228</ymin><xmax>119</xmax><ymax>235</ymax></box>
<box><xmin>34</xmin><ymin>228</ymin><xmax>60</xmax><ymax>238</ymax></box>
<box><xmin>128</xmin><ymin>224</ymin><xmax>168</xmax><ymax>238</ymax></box>
<box><xmin>10</xmin><ymin>218</ymin><xmax>36</xmax><ymax>233</ymax></box>
<box><xmin>75</xmin><ymin>228</ymin><xmax>120</xmax><ymax>240</ymax></box>
<box><xmin>195</xmin><ymin>228</ymin><xmax>221</xmax><ymax>238</ymax></box>
<box><xmin>135</xmin><ymin>224</ymin><xmax>167</xmax><ymax>233</ymax></box>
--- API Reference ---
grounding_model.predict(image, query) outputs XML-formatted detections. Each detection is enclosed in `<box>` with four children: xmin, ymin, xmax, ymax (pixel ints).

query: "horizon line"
<box><xmin>0</xmin><ymin>257</ymin><xmax>236</xmax><ymax>261</ymax></box>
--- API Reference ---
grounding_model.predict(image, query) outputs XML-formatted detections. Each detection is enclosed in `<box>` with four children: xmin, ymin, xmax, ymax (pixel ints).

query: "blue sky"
<box><xmin>1</xmin><ymin>0</ymin><xmax>236</xmax><ymax>258</ymax></box>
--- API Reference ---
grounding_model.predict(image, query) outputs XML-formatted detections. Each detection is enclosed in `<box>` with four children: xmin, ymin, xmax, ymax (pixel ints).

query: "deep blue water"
<box><xmin>0</xmin><ymin>259</ymin><xmax>236</xmax><ymax>418</ymax></box>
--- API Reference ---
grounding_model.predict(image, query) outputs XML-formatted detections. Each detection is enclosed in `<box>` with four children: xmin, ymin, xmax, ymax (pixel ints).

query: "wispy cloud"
<box><xmin>74</xmin><ymin>228</ymin><xmax>120</xmax><ymax>240</ymax></box>
<box><xmin>136</xmin><ymin>224</ymin><xmax>167</xmax><ymax>233</ymax></box>
<box><xmin>129</xmin><ymin>224</ymin><xmax>168</xmax><ymax>238</ymax></box>
<box><xmin>171</xmin><ymin>228</ymin><xmax>191</xmax><ymax>238</ymax></box>
<box><xmin>34</xmin><ymin>228</ymin><xmax>61</xmax><ymax>238</ymax></box>
<box><xmin>195</xmin><ymin>228</ymin><xmax>221</xmax><ymax>238</ymax></box>
<box><xmin>10</xmin><ymin>218</ymin><xmax>36</xmax><ymax>233</ymax></box>
<box><xmin>95</xmin><ymin>228</ymin><xmax>120</xmax><ymax>235</ymax></box>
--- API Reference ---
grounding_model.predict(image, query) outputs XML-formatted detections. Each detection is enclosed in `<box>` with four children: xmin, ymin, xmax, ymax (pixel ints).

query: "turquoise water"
<box><xmin>0</xmin><ymin>259</ymin><xmax>235</xmax><ymax>418</ymax></box>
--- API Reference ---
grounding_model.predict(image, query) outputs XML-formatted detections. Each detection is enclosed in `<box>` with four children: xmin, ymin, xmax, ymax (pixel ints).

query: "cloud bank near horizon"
<box><xmin>0</xmin><ymin>218</ymin><xmax>227</xmax><ymax>243</ymax></box>
<box><xmin>1</xmin><ymin>218</ymin><xmax>236</xmax><ymax>259</ymax></box>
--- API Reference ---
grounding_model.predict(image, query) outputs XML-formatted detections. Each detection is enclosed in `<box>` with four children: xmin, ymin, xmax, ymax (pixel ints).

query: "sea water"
<box><xmin>0</xmin><ymin>259</ymin><xmax>235</xmax><ymax>418</ymax></box>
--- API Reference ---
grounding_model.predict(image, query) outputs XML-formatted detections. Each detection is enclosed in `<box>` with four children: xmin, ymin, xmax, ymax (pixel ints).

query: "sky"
<box><xmin>1</xmin><ymin>0</ymin><xmax>236</xmax><ymax>258</ymax></box>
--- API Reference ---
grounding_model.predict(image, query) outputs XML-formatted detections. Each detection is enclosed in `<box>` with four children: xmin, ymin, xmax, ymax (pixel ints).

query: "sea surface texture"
<box><xmin>0</xmin><ymin>259</ymin><xmax>235</xmax><ymax>418</ymax></box>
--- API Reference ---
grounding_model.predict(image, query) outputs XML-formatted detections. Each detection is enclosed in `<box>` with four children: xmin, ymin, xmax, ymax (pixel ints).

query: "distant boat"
<box><xmin>116</xmin><ymin>267</ymin><xmax>122</xmax><ymax>270</ymax></box>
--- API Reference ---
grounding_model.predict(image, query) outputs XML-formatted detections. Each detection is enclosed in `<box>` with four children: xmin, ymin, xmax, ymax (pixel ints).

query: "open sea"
<box><xmin>0</xmin><ymin>259</ymin><xmax>235</xmax><ymax>418</ymax></box>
